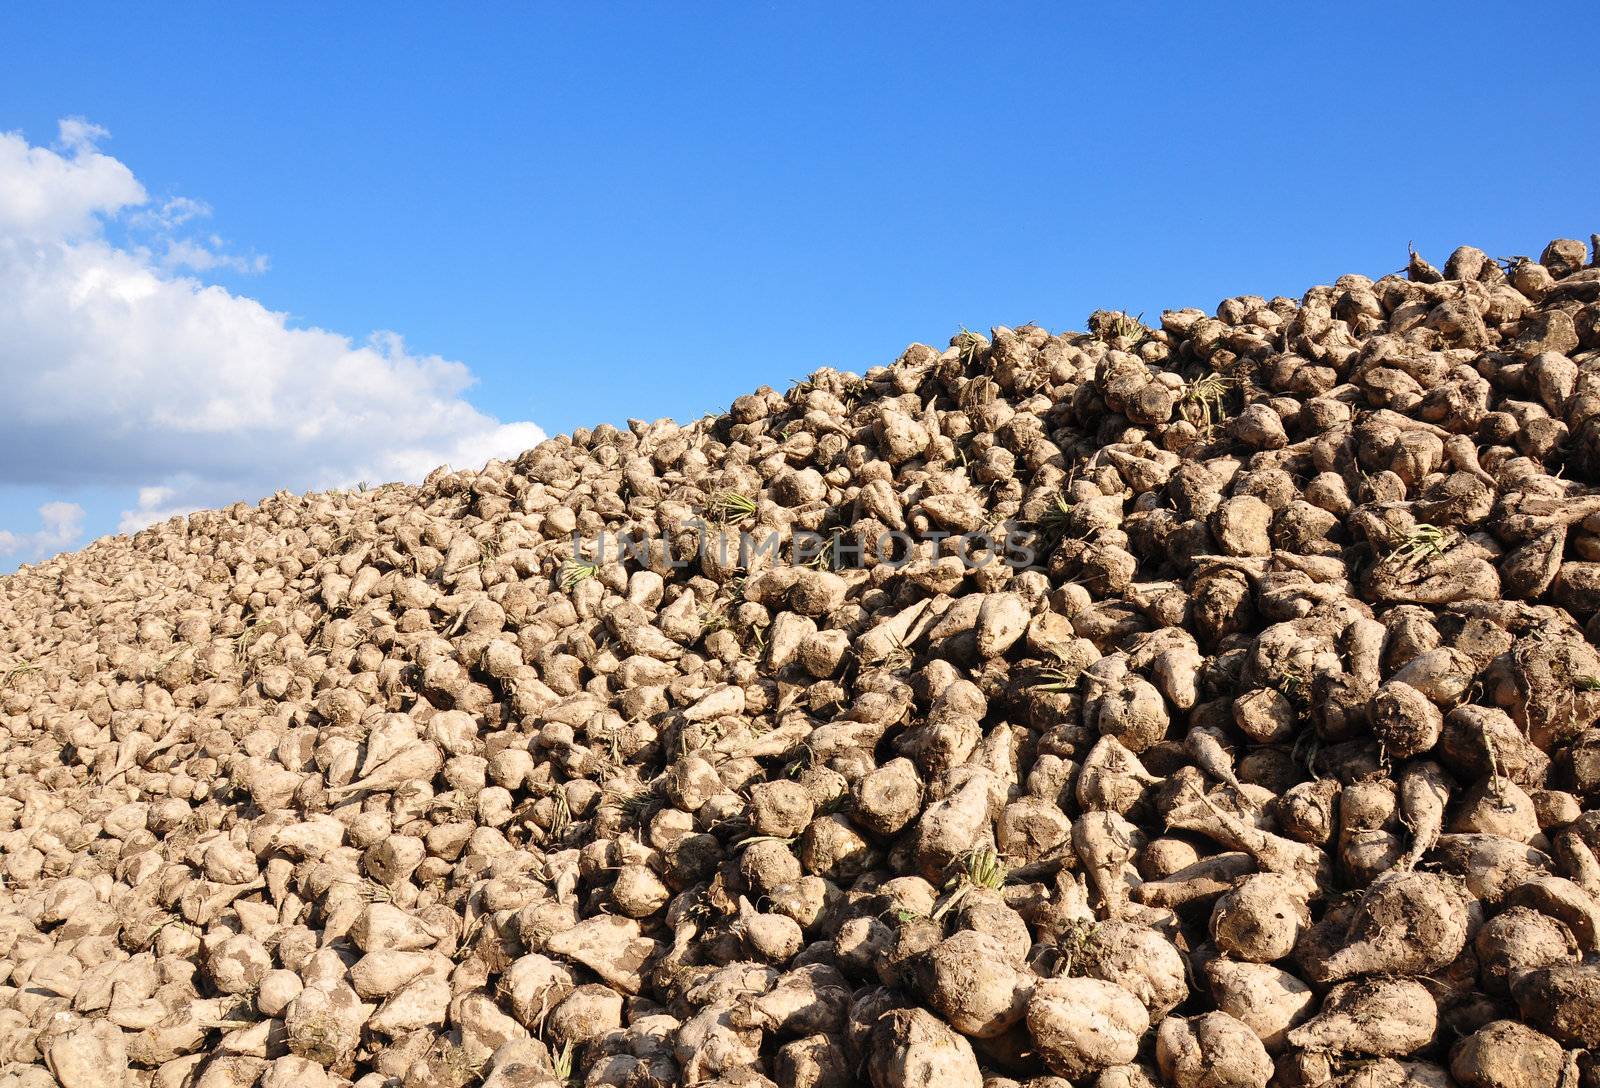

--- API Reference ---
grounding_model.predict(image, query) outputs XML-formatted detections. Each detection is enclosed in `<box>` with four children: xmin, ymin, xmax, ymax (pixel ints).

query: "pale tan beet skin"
<box><xmin>1287</xmin><ymin>978</ymin><xmax>1438</xmax><ymax>1057</ymax></box>
<box><xmin>1205</xmin><ymin>958</ymin><xmax>1314</xmax><ymax>1052</ymax></box>
<box><xmin>1320</xmin><ymin>871</ymin><xmax>1473</xmax><ymax>980</ymax></box>
<box><xmin>1510</xmin><ymin>963</ymin><xmax>1600</xmax><ymax>1048</ymax></box>
<box><xmin>1074</xmin><ymin>920</ymin><xmax>1189</xmax><ymax>1019</ymax></box>
<box><xmin>910</xmin><ymin>930</ymin><xmax>1032</xmax><ymax>1039</ymax></box>
<box><xmin>1473</xmin><ymin>906</ymin><xmax>1579</xmax><ymax>995</ymax></box>
<box><xmin>867</xmin><ymin>1007</ymin><xmax>982</xmax><ymax>1088</ymax></box>
<box><xmin>1209</xmin><ymin>872</ymin><xmax>1311</xmax><ymax>962</ymax></box>
<box><xmin>1156</xmin><ymin>1011</ymin><xmax>1274</xmax><ymax>1088</ymax></box>
<box><xmin>1450</xmin><ymin>1020</ymin><xmax>1565</xmax><ymax>1088</ymax></box>
<box><xmin>1335</xmin><ymin>1058</ymin><xmax>1455</xmax><ymax>1088</ymax></box>
<box><xmin>1026</xmin><ymin>977</ymin><xmax>1148</xmax><ymax>1079</ymax></box>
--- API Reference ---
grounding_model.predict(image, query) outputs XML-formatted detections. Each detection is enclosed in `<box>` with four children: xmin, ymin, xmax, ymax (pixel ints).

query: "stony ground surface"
<box><xmin>3</xmin><ymin>238</ymin><xmax>1600</xmax><ymax>1088</ymax></box>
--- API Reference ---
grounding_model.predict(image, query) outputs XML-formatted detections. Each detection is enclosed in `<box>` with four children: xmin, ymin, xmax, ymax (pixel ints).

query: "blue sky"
<box><xmin>1</xmin><ymin>2</ymin><xmax>1596</xmax><ymax>567</ymax></box>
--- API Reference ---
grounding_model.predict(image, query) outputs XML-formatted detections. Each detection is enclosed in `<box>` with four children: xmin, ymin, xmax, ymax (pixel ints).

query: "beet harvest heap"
<box><xmin>6</xmin><ymin>238</ymin><xmax>1600</xmax><ymax>1088</ymax></box>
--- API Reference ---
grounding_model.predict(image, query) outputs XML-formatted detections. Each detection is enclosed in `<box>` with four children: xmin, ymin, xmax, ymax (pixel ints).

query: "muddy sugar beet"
<box><xmin>4</xmin><ymin>237</ymin><xmax>1600</xmax><ymax>1088</ymax></box>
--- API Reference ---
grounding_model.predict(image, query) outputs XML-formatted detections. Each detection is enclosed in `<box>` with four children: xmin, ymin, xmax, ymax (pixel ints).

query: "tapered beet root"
<box><xmin>1287</xmin><ymin>978</ymin><xmax>1438</xmax><ymax>1057</ymax></box>
<box><xmin>1320</xmin><ymin>872</ymin><xmax>1473</xmax><ymax>980</ymax></box>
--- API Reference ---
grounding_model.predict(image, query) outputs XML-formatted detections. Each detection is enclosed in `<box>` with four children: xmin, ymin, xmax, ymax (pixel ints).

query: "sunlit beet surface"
<box><xmin>4</xmin><ymin>237</ymin><xmax>1600</xmax><ymax>1087</ymax></box>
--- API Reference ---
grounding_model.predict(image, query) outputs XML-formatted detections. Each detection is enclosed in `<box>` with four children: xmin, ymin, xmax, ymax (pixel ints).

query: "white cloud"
<box><xmin>117</xmin><ymin>487</ymin><xmax>187</xmax><ymax>535</ymax></box>
<box><xmin>128</xmin><ymin>197</ymin><xmax>269</xmax><ymax>274</ymax></box>
<box><xmin>0</xmin><ymin>502</ymin><xmax>86</xmax><ymax>561</ymax></box>
<box><xmin>157</xmin><ymin>236</ymin><xmax>270</xmax><ymax>275</ymax></box>
<box><xmin>0</xmin><ymin>120</ymin><xmax>545</xmax><ymax>549</ymax></box>
<box><xmin>0</xmin><ymin>118</ymin><xmax>144</xmax><ymax>240</ymax></box>
<box><xmin>130</xmin><ymin>195</ymin><xmax>210</xmax><ymax>231</ymax></box>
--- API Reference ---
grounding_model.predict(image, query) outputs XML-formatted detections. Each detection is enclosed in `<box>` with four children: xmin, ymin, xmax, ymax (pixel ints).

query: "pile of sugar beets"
<box><xmin>6</xmin><ymin>238</ymin><xmax>1600</xmax><ymax>1088</ymax></box>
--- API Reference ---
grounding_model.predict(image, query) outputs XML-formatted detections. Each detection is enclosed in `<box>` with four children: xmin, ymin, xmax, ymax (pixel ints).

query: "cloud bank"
<box><xmin>0</xmin><ymin>503</ymin><xmax>86</xmax><ymax>561</ymax></box>
<box><xmin>0</xmin><ymin>120</ymin><xmax>545</xmax><ymax>560</ymax></box>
